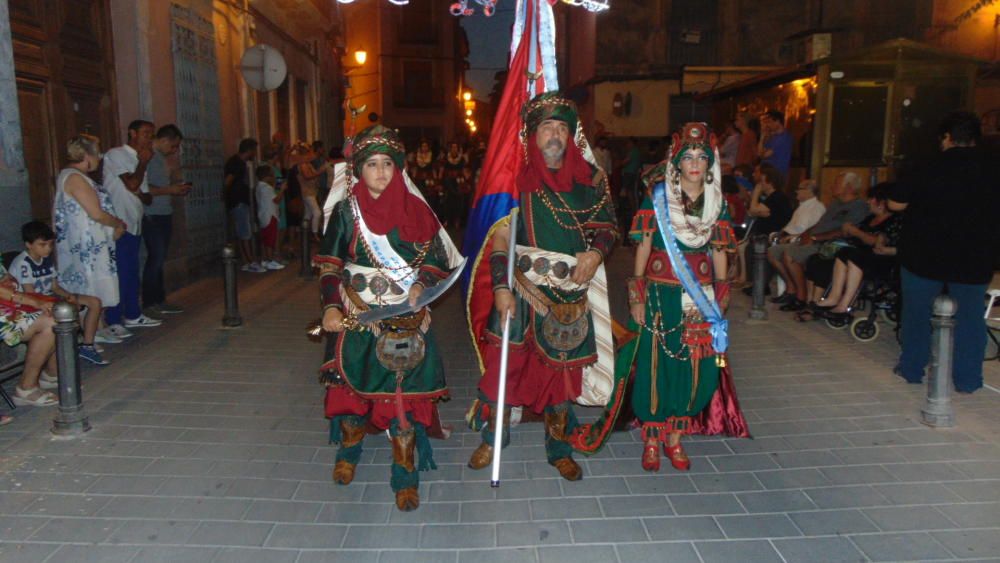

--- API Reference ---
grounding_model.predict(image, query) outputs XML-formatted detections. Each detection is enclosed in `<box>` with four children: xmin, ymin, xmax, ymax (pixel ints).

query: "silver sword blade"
<box><xmin>355</xmin><ymin>256</ymin><xmax>467</xmax><ymax>325</ymax></box>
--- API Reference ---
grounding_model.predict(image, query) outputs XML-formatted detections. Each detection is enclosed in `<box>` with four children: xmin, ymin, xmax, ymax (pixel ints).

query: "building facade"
<box><xmin>0</xmin><ymin>0</ymin><xmax>342</xmax><ymax>287</ymax></box>
<box><xmin>339</xmin><ymin>0</ymin><xmax>466</xmax><ymax>150</ymax></box>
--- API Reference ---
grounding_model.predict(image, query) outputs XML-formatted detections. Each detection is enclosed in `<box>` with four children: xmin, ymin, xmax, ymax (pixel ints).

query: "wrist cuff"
<box><xmin>627</xmin><ymin>276</ymin><xmax>647</xmax><ymax>305</ymax></box>
<box><xmin>489</xmin><ymin>251</ymin><xmax>509</xmax><ymax>291</ymax></box>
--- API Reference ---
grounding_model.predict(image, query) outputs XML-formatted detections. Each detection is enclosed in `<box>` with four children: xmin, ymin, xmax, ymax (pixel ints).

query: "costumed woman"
<box><xmin>316</xmin><ymin>125</ymin><xmax>459</xmax><ymax>511</ymax></box>
<box><xmin>626</xmin><ymin>122</ymin><xmax>749</xmax><ymax>472</ymax></box>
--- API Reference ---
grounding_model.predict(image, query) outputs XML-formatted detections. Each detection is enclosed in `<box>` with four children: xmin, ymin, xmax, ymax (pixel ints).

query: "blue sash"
<box><xmin>650</xmin><ymin>182</ymin><xmax>728</xmax><ymax>355</ymax></box>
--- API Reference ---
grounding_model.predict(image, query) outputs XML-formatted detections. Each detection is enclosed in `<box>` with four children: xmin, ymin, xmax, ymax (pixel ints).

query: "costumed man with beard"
<box><xmin>466</xmin><ymin>92</ymin><xmax>618</xmax><ymax>481</ymax></box>
<box><xmin>316</xmin><ymin>125</ymin><xmax>463</xmax><ymax>511</ymax></box>
<box><xmin>626</xmin><ymin>123</ymin><xmax>749</xmax><ymax>472</ymax></box>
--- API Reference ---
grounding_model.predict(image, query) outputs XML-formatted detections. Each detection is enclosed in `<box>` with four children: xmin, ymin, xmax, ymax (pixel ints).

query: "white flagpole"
<box><xmin>490</xmin><ymin>207</ymin><xmax>518</xmax><ymax>487</ymax></box>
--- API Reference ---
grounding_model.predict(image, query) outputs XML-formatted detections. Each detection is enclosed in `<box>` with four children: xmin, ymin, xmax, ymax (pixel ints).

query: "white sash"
<box><xmin>348</xmin><ymin>196</ymin><xmax>417</xmax><ymax>291</ymax></box>
<box><xmin>515</xmin><ymin>245</ymin><xmax>614</xmax><ymax>407</ymax></box>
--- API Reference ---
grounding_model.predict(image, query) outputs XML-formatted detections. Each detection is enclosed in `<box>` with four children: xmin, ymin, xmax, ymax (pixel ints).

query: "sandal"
<box><xmin>12</xmin><ymin>386</ymin><xmax>58</xmax><ymax>407</ymax></box>
<box><xmin>39</xmin><ymin>371</ymin><xmax>58</xmax><ymax>390</ymax></box>
<box><xmin>0</xmin><ymin>414</ymin><xmax>13</xmax><ymax>426</ymax></box>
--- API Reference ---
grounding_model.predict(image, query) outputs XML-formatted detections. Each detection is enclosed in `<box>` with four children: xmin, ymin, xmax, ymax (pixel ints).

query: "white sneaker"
<box><xmin>241</xmin><ymin>263</ymin><xmax>253</xmax><ymax>272</ymax></box>
<box><xmin>105</xmin><ymin>324</ymin><xmax>134</xmax><ymax>339</ymax></box>
<box><xmin>94</xmin><ymin>327</ymin><xmax>124</xmax><ymax>344</ymax></box>
<box><xmin>249</xmin><ymin>262</ymin><xmax>267</xmax><ymax>273</ymax></box>
<box><xmin>264</xmin><ymin>260</ymin><xmax>286</xmax><ymax>270</ymax></box>
<box><xmin>123</xmin><ymin>314</ymin><xmax>163</xmax><ymax>328</ymax></box>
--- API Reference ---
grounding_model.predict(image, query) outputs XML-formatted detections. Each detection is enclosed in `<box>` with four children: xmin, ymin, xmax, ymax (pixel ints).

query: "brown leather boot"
<box><xmin>544</xmin><ymin>407</ymin><xmax>570</xmax><ymax>442</ymax></box>
<box><xmin>392</xmin><ymin>427</ymin><xmax>419</xmax><ymax>511</ymax></box>
<box><xmin>395</xmin><ymin>487</ymin><xmax>420</xmax><ymax>511</ymax></box>
<box><xmin>331</xmin><ymin>419</ymin><xmax>365</xmax><ymax>485</ymax></box>
<box><xmin>467</xmin><ymin>442</ymin><xmax>493</xmax><ymax>470</ymax></box>
<box><xmin>551</xmin><ymin>457</ymin><xmax>583</xmax><ymax>481</ymax></box>
<box><xmin>467</xmin><ymin>406</ymin><xmax>510</xmax><ymax>470</ymax></box>
<box><xmin>392</xmin><ymin>427</ymin><xmax>416</xmax><ymax>473</ymax></box>
<box><xmin>545</xmin><ymin>406</ymin><xmax>582</xmax><ymax>481</ymax></box>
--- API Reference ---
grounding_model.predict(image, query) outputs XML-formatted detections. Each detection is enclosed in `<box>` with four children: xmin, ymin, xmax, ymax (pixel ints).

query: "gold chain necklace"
<box><xmin>534</xmin><ymin>176</ymin><xmax>610</xmax><ymax>245</ymax></box>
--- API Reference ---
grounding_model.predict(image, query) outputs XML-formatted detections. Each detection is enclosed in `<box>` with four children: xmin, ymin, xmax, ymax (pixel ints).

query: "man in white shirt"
<box><xmin>766</xmin><ymin>179</ymin><xmax>826</xmax><ymax>298</ymax></box>
<box><xmin>778</xmin><ymin>179</ymin><xmax>826</xmax><ymax>239</ymax></box>
<box><xmin>102</xmin><ymin>119</ymin><xmax>163</xmax><ymax>338</ymax></box>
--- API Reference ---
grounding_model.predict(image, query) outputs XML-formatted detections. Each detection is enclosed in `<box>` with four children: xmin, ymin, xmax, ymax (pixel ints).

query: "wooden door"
<box><xmin>16</xmin><ymin>79</ymin><xmax>56</xmax><ymax>222</ymax></box>
<box><xmin>10</xmin><ymin>0</ymin><xmax>117</xmax><ymax>222</ymax></box>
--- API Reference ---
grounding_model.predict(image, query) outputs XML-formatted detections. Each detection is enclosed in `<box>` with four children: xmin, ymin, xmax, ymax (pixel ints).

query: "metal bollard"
<box><xmin>748</xmin><ymin>235</ymin><xmax>768</xmax><ymax>320</ymax></box>
<box><xmin>299</xmin><ymin>218</ymin><xmax>313</xmax><ymax>279</ymax></box>
<box><xmin>51</xmin><ymin>301</ymin><xmax>91</xmax><ymax>437</ymax></box>
<box><xmin>222</xmin><ymin>245</ymin><xmax>243</xmax><ymax>327</ymax></box>
<box><xmin>921</xmin><ymin>295</ymin><xmax>956</xmax><ymax>427</ymax></box>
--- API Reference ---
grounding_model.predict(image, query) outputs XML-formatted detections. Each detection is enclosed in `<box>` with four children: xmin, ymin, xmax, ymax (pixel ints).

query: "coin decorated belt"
<box><xmin>341</xmin><ymin>263</ymin><xmax>409</xmax><ymax>306</ymax></box>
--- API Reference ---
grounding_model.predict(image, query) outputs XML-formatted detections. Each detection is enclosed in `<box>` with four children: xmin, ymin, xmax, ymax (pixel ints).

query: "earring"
<box><xmin>670</xmin><ymin>167</ymin><xmax>681</xmax><ymax>183</ymax></box>
<box><xmin>706</xmin><ymin>170</ymin><xmax>715</xmax><ymax>184</ymax></box>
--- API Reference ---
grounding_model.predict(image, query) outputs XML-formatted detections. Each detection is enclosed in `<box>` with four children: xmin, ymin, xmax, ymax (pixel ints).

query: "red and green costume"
<box><xmin>627</xmin><ymin>194</ymin><xmax>746</xmax><ymax>440</ymax></box>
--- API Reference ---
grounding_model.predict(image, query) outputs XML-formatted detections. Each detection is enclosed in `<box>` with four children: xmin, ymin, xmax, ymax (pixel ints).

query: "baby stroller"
<box><xmin>825</xmin><ymin>268</ymin><xmax>901</xmax><ymax>343</ymax></box>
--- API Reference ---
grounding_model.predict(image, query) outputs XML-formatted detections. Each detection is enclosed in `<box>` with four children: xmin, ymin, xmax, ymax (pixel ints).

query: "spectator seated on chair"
<box><xmin>0</xmin><ymin>260</ymin><xmax>59</xmax><ymax>407</ymax></box>
<box><xmin>11</xmin><ymin>221</ymin><xmax>108</xmax><ymax>366</ymax></box>
<box><xmin>768</xmin><ymin>171</ymin><xmax>870</xmax><ymax>312</ymax></box>
<box><xmin>740</xmin><ymin>163</ymin><xmax>791</xmax><ymax>292</ymax></box>
<box><xmin>795</xmin><ymin>183</ymin><xmax>901</xmax><ymax>322</ymax></box>
<box><xmin>765</xmin><ymin>179</ymin><xmax>826</xmax><ymax>299</ymax></box>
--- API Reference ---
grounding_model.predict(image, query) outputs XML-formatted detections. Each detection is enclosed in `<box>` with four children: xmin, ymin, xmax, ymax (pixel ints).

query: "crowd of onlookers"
<box><xmin>726</xmin><ymin>110</ymin><xmax>997</xmax><ymax>394</ymax></box>
<box><xmin>1</xmin><ymin>121</ymin><xmax>194</xmax><ymax>422</ymax></box>
<box><xmin>406</xmin><ymin>138</ymin><xmax>488</xmax><ymax>229</ymax></box>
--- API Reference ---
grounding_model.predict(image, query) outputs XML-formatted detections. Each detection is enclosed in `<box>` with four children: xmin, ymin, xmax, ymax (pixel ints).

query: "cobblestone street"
<box><xmin>1</xmin><ymin>254</ymin><xmax>999</xmax><ymax>563</ymax></box>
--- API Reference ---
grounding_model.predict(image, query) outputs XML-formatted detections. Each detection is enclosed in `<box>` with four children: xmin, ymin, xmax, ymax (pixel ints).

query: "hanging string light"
<box><xmin>337</xmin><ymin>0</ymin><xmax>410</xmax><ymax>4</ymax></box>
<box><xmin>449</xmin><ymin>0</ymin><xmax>609</xmax><ymax>17</ymax></box>
<box><xmin>450</xmin><ymin>0</ymin><xmax>496</xmax><ymax>17</ymax></box>
<box><xmin>560</xmin><ymin>0</ymin><xmax>610</xmax><ymax>12</ymax></box>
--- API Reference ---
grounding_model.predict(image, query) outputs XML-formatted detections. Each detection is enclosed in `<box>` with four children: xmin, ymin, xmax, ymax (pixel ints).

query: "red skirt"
<box><xmin>324</xmin><ymin>384</ymin><xmax>435</xmax><ymax>430</ymax></box>
<box><xmin>478</xmin><ymin>333</ymin><xmax>583</xmax><ymax>414</ymax></box>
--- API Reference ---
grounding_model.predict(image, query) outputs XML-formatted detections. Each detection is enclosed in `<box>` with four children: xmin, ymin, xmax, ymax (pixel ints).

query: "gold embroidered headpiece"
<box><xmin>522</xmin><ymin>91</ymin><xmax>579</xmax><ymax>134</ymax></box>
<box><xmin>350</xmin><ymin>125</ymin><xmax>407</xmax><ymax>177</ymax></box>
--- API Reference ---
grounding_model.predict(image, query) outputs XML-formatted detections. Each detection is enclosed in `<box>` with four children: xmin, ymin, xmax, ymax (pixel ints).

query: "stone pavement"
<box><xmin>1</xmin><ymin>254</ymin><xmax>999</xmax><ymax>563</ymax></box>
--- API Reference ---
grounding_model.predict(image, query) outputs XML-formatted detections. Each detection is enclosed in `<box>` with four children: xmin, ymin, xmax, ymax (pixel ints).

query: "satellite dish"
<box><xmin>240</xmin><ymin>44</ymin><xmax>287</xmax><ymax>92</ymax></box>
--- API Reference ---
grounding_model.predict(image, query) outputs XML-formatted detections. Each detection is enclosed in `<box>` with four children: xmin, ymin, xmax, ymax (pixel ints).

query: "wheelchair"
<box><xmin>986</xmin><ymin>289</ymin><xmax>1000</xmax><ymax>361</ymax></box>
<box><xmin>825</xmin><ymin>270</ymin><xmax>901</xmax><ymax>343</ymax></box>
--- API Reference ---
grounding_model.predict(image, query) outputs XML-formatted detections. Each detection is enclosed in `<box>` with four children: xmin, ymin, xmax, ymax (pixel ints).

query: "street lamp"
<box><xmin>343</xmin><ymin>49</ymin><xmax>367</xmax><ymax>73</ymax></box>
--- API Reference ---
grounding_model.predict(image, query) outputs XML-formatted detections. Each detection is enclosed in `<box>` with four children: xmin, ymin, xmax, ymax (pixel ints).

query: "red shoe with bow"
<box><xmin>641</xmin><ymin>438</ymin><xmax>660</xmax><ymax>472</ymax></box>
<box><xmin>663</xmin><ymin>442</ymin><xmax>691</xmax><ymax>471</ymax></box>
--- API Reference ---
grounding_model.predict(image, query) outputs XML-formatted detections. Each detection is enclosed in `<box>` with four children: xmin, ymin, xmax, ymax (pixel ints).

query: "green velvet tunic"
<box><xmin>318</xmin><ymin>200</ymin><xmax>449</xmax><ymax>399</ymax></box>
<box><xmin>627</xmin><ymin>194</ymin><xmax>733</xmax><ymax>428</ymax></box>
<box><xmin>484</xmin><ymin>182</ymin><xmax>617</xmax><ymax>366</ymax></box>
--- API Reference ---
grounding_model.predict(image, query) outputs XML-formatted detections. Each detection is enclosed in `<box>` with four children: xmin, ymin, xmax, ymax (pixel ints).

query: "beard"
<box><xmin>541</xmin><ymin>139</ymin><xmax>566</xmax><ymax>163</ymax></box>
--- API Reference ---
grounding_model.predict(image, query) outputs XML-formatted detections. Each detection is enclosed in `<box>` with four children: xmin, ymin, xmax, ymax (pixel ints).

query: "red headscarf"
<box><xmin>517</xmin><ymin>139</ymin><xmax>593</xmax><ymax>193</ymax></box>
<box><xmin>352</xmin><ymin>173</ymin><xmax>440</xmax><ymax>243</ymax></box>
